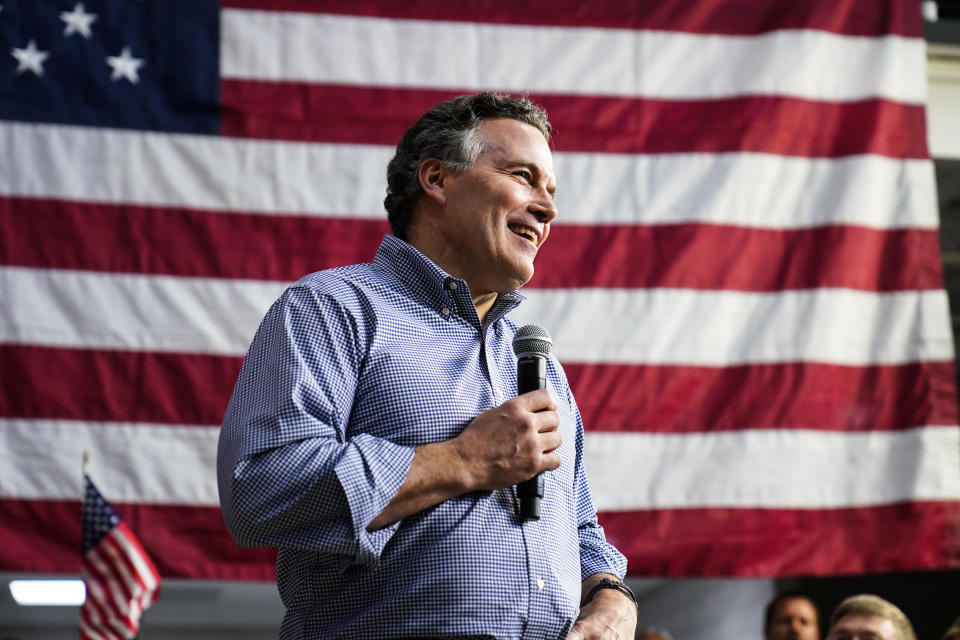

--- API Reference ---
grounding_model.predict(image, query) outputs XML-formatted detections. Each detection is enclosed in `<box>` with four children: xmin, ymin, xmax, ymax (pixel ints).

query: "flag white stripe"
<box><xmin>516</xmin><ymin>287</ymin><xmax>955</xmax><ymax>365</ymax></box>
<box><xmin>1</xmin><ymin>267</ymin><xmax>951</xmax><ymax>365</ymax></box>
<box><xmin>86</xmin><ymin>553</ymin><xmax>130</xmax><ymax>619</ymax></box>
<box><xmin>80</xmin><ymin>610</ymin><xmax>125</xmax><ymax>640</ymax></box>
<box><xmin>586</xmin><ymin>427</ymin><xmax>960</xmax><ymax>511</ymax></box>
<box><xmin>0</xmin><ymin>267</ymin><xmax>285</xmax><ymax>357</ymax></box>
<box><xmin>2</xmin><ymin>418</ymin><xmax>219</xmax><ymax>504</ymax></box>
<box><xmin>109</xmin><ymin>528</ymin><xmax>161</xmax><ymax>592</ymax></box>
<box><xmin>221</xmin><ymin>9</ymin><xmax>926</xmax><ymax>103</ymax></box>
<box><xmin>0</xmin><ymin>121</ymin><xmax>937</xmax><ymax>230</ymax></box>
<box><xmin>80</xmin><ymin>576</ymin><xmax>109</xmax><ymax>629</ymax></box>
<box><xmin>83</xmin><ymin>563</ymin><xmax>136</xmax><ymax>639</ymax></box>
<box><xmin>99</xmin><ymin>535</ymin><xmax>148</xmax><ymax>622</ymax></box>
<box><xmin>4</xmin><ymin>417</ymin><xmax>955</xmax><ymax>509</ymax></box>
<box><xmin>79</xmin><ymin>621</ymin><xmax>111</xmax><ymax>640</ymax></box>
<box><xmin>138</xmin><ymin>587</ymin><xmax>157</xmax><ymax>611</ymax></box>
<box><xmin>555</xmin><ymin>152</ymin><xmax>937</xmax><ymax>230</ymax></box>
<box><xmin>89</xmin><ymin>549</ymin><xmax>141</xmax><ymax>634</ymax></box>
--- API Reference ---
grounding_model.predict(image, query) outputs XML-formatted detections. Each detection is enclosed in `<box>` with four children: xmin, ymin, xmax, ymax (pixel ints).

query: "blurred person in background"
<box><xmin>636</xmin><ymin>626</ymin><xmax>674</xmax><ymax>640</ymax></box>
<box><xmin>765</xmin><ymin>591</ymin><xmax>820</xmax><ymax>640</ymax></box>
<box><xmin>941</xmin><ymin>615</ymin><xmax>960</xmax><ymax>640</ymax></box>
<box><xmin>827</xmin><ymin>594</ymin><xmax>915</xmax><ymax>640</ymax></box>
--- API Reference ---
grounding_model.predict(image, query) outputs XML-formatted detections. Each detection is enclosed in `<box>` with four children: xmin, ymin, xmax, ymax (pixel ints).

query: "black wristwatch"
<box><xmin>583</xmin><ymin>578</ymin><xmax>638</xmax><ymax>610</ymax></box>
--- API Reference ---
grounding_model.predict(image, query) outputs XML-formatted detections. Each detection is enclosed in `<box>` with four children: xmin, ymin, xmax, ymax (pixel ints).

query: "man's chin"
<box><xmin>504</xmin><ymin>269</ymin><xmax>535</xmax><ymax>292</ymax></box>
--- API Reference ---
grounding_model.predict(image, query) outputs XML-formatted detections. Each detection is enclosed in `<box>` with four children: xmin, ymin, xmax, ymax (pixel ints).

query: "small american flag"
<box><xmin>81</xmin><ymin>473</ymin><xmax>161</xmax><ymax>640</ymax></box>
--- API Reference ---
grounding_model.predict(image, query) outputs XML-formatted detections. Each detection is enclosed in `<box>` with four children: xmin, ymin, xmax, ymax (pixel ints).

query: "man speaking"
<box><xmin>217</xmin><ymin>93</ymin><xmax>636</xmax><ymax>639</ymax></box>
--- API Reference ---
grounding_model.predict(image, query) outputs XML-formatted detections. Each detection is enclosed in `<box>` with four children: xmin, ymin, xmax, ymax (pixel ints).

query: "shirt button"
<box><xmin>441</xmin><ymin>306</ymin><xmax>451</xmax><ymax>316</ymax></box>
<box><xmin>495</xmin><ymin>389</ymin><xmax>504</xmax><ymax>400</ymax></box>
<box><xmin>446</xmin><ymin>280</ymin><xmax>458</xmax><ymax>291</ymax></box>
<box><xmin>536</xmin><ymin>579</ymin><xmax>545</xmax><ymax>590</ymax></box>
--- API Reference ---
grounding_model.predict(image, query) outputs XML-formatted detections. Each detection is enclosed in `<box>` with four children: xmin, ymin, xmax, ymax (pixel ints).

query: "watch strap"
<box><xmin>583</xmin><ymin>577</ymin><xmax>638</xmax><ymax>610</ymax></box>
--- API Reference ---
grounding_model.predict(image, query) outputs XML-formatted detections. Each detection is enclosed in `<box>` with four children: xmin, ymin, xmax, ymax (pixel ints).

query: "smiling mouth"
<box><xmin>508</xmin><ymin>224</ymin><xmax>538</xmax><ymax>245</ymax></box>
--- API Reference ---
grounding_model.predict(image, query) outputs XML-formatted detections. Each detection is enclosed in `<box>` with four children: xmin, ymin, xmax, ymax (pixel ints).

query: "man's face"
<box><xmin>767</xmin><ymin>597</ymin><xmax>820</xmax><ymax>640</ymax></box>
<box><xmin>435</xmin><ymin>117</ymin><xmax>557</xmax><ymax>297</ymax></box>
<box><xmin>828</xmin><ymin>615</ymin><xmax>897</xmax><ymax>640</ymax></box>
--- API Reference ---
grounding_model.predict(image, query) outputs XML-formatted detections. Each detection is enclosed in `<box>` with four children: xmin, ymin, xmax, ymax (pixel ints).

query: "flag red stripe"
<box><xmin>0</xmin><ymin>345</ymin><xmax>243</xmax><ymax>426</ymax></box>
<box><xmin>5</xmin><ymin>498</ymin><xmax>275</xmax><ymax>580</ymax></box>
<box><xmin>3</xmin><ymin>345</ymin><xmax>954</xmax><ymax>431</ymax></box>
<box><xmin>101</xmin><ymin>531</ymin><xmax>146</xmax><ymax>604</ymax></box>
<box><xmin>83</xmin><ymin>550</ymin><xmax>139</xmax><ymax>635</ymax></box>
<box><xmin>80</xmin><ymin>608</ymin><xmax>117</xmax><ymax>640</ymax></box>
<box><xmin>221</xmin><ymin>82</ymin><xmax>928</xmax><ymax>159</ymax></box>
<box><xmin>220</xmin><ymin>0</ymin><xmax>923</xmax><ymax>37</ymax></box>
<box><xmin>114</xmin><ymin>522</ymin><xmax>163</xmax><ymax>588</ymax></box>
<box><xmin>599</xmin><ymin>501</ymin><xmax>960</xmax><ymax>577</ymax></box>
<box><xmin>536</xmin><ymin>222</ymin><xmax>943</xmax><ymax>291</ymax></box>
<box><xmin>79</xmin><ymin>572</ymin><xmax>119</xmax><ymax>639</ymax></box>
<box><xmin>6</xmin><ymin>497</ymin><xmax>954</xmax><ymax>579</ymax></box>
<box><xmin>1</xmin><ymin>197</ymin><xmax>943</xmax><ymax>292</ymax></box>
<box><xmin>91</xmin><ymin>563</ymin><xmax>138</xmax><ymax>632</ymax></box>
<box><xmin>0</xmin><ymin>197</ymin><xmax>388</xmax><ymax>284</ymax></box>
<box><xmin>567</xmin><ymin>360</ymin><xmax>960</xmax><ymax>433</ymax></box>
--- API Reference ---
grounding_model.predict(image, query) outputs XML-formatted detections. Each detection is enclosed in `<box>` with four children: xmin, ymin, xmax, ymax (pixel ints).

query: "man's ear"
<box><xmin>418</xmin><ymin>158</ymin><xmax>448</xmax><ymax>207</ymax></box>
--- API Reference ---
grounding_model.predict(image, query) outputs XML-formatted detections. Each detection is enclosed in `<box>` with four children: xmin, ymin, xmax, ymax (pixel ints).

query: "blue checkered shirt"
<box><xmin>218</xmin><ymin>234</ymin><xmax>626</xmax><ymax>640</ymax></box>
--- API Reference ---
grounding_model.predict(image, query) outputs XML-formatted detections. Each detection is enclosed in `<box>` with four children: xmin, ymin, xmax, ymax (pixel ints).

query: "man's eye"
<box><xmin>514</xmin><ymin>170</ymin><xmax>533</xmax><ymax>182</ymax></box>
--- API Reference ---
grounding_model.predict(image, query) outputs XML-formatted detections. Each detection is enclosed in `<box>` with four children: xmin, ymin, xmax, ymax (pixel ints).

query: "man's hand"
<box><xmin>567</xmin><ymin>577</ymin><xmax>637</xmax><ymax>640</ymax></box>
<box><xmin>452</xmin><ymin>388</ymin><xmax>562</xmax><ymax>491</ymax></box>
<box><xmin>367</xmin><ymin>389</ymin><xmax>560</xmax><ymax>530</ymax></box>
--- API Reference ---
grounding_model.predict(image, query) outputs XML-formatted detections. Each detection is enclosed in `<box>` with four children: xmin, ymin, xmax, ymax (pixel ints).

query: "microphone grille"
<box><xmin>512</xmin><ymin>324</ymin><xmax>553</xmax><ymax>357</ymax></box>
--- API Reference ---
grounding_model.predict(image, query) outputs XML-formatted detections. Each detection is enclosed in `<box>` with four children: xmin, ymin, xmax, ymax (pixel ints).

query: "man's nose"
<box><xmin>529</xmin><ymin>192</ymin><xmax>557</xmax><ymax>224</ymax></box>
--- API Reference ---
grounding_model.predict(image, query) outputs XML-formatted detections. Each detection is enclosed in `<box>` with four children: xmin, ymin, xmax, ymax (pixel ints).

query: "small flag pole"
<box><xmin>82</xmin><ymin>450</ymin><xmax>91</xmax><ymax>476</ymax></box>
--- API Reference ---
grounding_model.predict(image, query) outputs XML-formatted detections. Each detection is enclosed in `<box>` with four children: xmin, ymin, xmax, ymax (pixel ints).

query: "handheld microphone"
<box><xmin>512</xmin><ymin>324</ymin><xmax>553</xmax><ymax>522</ymax></box>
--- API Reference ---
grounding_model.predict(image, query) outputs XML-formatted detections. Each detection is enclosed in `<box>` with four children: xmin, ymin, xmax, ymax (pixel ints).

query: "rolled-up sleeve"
<box><xmin>567</xmin><ymin>386</ymin><xmax>628</xmax><ymax>580</ymax></box>
<box><xmin>217</xmin><ymin>284</ymin><xmax>415</xmax><ymax>569</ymax></box>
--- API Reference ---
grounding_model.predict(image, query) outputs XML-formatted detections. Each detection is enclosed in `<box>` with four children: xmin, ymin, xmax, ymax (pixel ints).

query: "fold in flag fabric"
<box><xmin>1</xmin><ymin>0</ymin><xmax>958</xmax><ymax>579</ymax></box>
<box><xmin>81</xmin><ymin>474</ymin><xmax>161</xmax><ymax>640</ymax></box>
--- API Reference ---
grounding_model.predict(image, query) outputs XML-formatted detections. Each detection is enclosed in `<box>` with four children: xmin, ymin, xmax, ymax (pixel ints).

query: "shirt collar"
<box><xmin>373</xmin><ymin>234</ymin><xmax>524</xmax><ymax>327</ymax></box>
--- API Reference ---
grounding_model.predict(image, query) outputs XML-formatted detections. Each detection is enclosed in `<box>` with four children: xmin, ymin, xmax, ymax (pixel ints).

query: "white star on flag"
<box><xmin>60</xmin><ymin>3</ymin><xmax>98</xmax><ymax>39</ymax></box>
<box><xmin>106</xmin><ymin>46</ymin><xmax>145</xmax><ymax>84</ymax></box>
<box><xmin>11</xmin><ymin>40</ymin><xmax>49</xmax><ymax>76</ymax></box>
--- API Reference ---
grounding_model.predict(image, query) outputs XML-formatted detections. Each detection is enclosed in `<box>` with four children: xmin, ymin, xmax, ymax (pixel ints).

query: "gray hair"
<box><xmin>383</xmin><ymin>92</ymin><xmax>552</xmax><ymax>240</ymax></box>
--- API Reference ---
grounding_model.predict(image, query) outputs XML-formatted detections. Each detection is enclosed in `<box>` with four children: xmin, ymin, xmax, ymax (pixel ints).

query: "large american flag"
<box><xmin>1</xmin><ymin>0</ymin><xmax>958</xmax><ymax>581</ymax></box>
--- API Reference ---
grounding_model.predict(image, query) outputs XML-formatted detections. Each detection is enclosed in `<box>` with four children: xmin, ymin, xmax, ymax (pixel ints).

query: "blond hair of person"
<box><xmin>829</xmin><ymin>594</ymin><xmax>915</xmax><ymax>640</ymax></box>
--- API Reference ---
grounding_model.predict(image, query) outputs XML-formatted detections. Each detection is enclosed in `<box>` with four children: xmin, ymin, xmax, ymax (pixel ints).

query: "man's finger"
<box><xmin>534</xmin><ymin>410</ymin><xmax>561</xmax><ymax>432</ymax></box>
<box><xmin>541</xmin><ymin>451</ymin><xmax>562</xmax><ymax>471</ymax></box>
<box><xmin>514</xmin><ymin>388</ymin><xmax>557</xmax><ymax>412</ymax></box>
<box><xmin>566</xmin><ymin>623</ymin><xmax>585</xmax><ymax>640</ymax></box>
<box><xmin>540</xmin><ymin>431</ymin><xmax>563</xmax><ymax>453</ymax></box>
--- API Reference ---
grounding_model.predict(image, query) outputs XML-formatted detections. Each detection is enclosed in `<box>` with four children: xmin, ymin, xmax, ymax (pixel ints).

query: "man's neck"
<box><xmin>406</xmin><ymin>228</ymin><xmax>500</xmax><ymax>325</ymax></box>
<box><xmin>472</xmin><ymin>291</ymin><xmax>497</xmax><ymax>325</ymax></box>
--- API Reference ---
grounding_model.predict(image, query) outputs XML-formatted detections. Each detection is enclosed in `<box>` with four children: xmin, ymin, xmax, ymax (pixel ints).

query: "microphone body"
<box><xmin>512</xmin><ymin>325</ymin><xmax>553</xmax><ymax>522</ymax></box>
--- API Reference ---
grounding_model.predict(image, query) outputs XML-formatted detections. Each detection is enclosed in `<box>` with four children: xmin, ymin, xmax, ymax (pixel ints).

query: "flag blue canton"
<box><xmin>0</xmin><ymin>0</ymin><xmax>219</xmax><ymax>133</ymax></box>
<box><xmin>82</xmin><ymin>474</ymin><xmax>121</xmax><ymax>553</ymax></box>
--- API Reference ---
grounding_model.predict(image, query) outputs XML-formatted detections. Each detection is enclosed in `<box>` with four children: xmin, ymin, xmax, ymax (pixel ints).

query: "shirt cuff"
<box><xmin>333</xmin><ymin>434</ymin><xmax>416</xmax><ymax>569</ymax></box>
<box><xmin>579</xmin><ymin>525</ymin><xmax>628</xmax><ymax>581</ymax></box>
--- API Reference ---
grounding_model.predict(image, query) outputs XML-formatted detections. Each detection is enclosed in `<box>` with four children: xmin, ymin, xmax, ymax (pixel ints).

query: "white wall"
<box><xmin>928</xmin><ymin>44</ymin><xmax>960</xmax><ymax>160</ymax></box>
<box><xmin>629</xmin><ymin>577</ymin><xmax>775</xmax><ymax>640</ymax></box>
